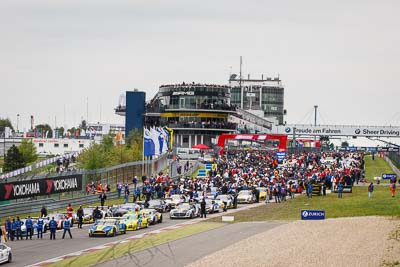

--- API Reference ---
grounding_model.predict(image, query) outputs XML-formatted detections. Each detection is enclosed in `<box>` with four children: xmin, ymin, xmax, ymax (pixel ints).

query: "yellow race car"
<box><xmin>256</xmin><ymin>187</ymin><xmax>267</xmax><ymax>201</ymax></box>
<box><xmin>120</xmin><ymin>213</ymin><xmax>149</xmax><ymax>231</ymax></box>
<box><xmin>138</xmin><ymin>209</ymin><xmax>163</xmax><ymax>225</ymax></box>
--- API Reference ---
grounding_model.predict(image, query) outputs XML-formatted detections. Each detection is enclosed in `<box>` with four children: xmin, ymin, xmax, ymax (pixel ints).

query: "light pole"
<box><xmin>17</xmin><ymin>114</ymin><xmax>20</xmax><ymax>133</ymax></box>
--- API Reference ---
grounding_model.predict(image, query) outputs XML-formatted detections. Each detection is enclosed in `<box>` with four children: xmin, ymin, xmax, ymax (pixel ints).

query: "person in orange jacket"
<box><xmin>390</xmin><ymin>182</ymin><xmax>396</xmax><ymax>198</ymax></box>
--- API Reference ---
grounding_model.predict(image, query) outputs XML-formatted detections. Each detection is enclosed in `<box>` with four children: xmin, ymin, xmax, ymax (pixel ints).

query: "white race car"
<box><xmin>0</xmin><ymin>243</ymin><xmax>12</xmax><ymax>264</ymax></box>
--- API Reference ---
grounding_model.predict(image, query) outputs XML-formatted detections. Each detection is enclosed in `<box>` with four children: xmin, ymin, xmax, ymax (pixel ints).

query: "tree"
<box><xmin>4</xmin><ymin>145</ymin><xmax>25</xmax><ymax>172</ymax></box>
<box><xmin>341</xmin><ymin>141</ymin><xmax>349</xmax><ymax>147</ymax></box>
<box><xmin>79</xmin><ymin>120</ymin><xmax>87</xmax><ymax>130</ymax></box>
<box><xmin>0</xmin><ymin>118</ymin><xmax>14</xmax><ymax>133</ymax></box>
<box><xmin>58</xmin><ymin>127</ymin><xmax>64</xmax><ymax>137</ymax></box>
<box><xmin>18</xmin><ymin>139</ymin><xmax>38</xmax><ymax>164</ymax></box>
<box><xmin>35</xmin><ymin>124</ymin><xmax>53</xmax><ymax>138</ymax></box>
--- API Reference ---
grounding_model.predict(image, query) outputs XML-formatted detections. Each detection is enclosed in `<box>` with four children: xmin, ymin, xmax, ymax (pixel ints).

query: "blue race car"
<box><xmin>88</xmin><ymin>218</ymin><xmax>126</xmax><ymax>237</ymax></box>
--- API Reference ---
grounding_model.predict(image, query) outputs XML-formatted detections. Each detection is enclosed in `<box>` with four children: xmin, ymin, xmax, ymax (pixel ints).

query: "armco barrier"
<box><xmin>0</xmin><ymin>191</ymin><xmax>120</xmax><ymax>219</ymax></box>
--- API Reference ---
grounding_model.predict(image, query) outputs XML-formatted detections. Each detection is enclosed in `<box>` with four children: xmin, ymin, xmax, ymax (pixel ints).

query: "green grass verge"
<box><xmin>208</xmin><ymin>186</ymin><xmax>400</xmax><ymax>223</ymax></box>
<box><xmin>48</xmin><ymin>222</ymin><xmax>223</xmax><ymax>267</ymax></box>
<box><xmin>365</xmin><ymin>156</ymin><xmax>394</xmax><ymax>183</ymax></box>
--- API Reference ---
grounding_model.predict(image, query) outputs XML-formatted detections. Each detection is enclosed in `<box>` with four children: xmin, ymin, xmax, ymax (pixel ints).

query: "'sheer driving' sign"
<box><xmin>301</xmin><ymin>210</ymin><xmax>325</xmax><ymax>220</ymax></box>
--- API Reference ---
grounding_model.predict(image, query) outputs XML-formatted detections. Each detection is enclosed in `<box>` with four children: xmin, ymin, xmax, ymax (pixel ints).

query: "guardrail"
<box><xmin>0</xmin><ymin>191</ymin><xmax>121</xmax><ymax>219</ymax></box>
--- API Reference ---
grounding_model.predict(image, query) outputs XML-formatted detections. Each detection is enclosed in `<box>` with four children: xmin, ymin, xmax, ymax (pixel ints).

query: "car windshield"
<box><xmin>120</xmin><ymin>204</ymin><xmax>137</xmax><ymax>210</ymax></box>
<box><xmin>216</xmin><ymin>195</ymin><xmax>228</xmax><ymax>201</ymax></box>
<box><xmin>177</xmin><ymin>204</ymin><xmax>191</xmax><ymax>209</ymax></box>
<box><xmin>239</xmin><ymin>191</ymin><xmax>251</xmax><ymax>196</ymax></box>
<box><xmin>148</xmin><ymin>200</ymin><xmax>160</xmax><ymax>206</ymax></box>
<box><xmin>96</xmin><ymin>220</ymin><xmax>116</xmax><ymax>226</ymax></box>
<box><xmin>171</xmin><ymin>195</ymin><xmax>182</xmax><ymax>201</ymax></box>
<box><xmin>122</xmin><ymin>214</ymin><xmax>138</xmax><ymax>220</ymax></box>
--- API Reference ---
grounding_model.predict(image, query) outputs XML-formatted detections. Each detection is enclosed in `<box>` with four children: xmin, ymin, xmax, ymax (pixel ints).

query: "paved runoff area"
<box><xmin>97</xmin><ymin>222</ymin><xmax>284</xmax><ymax>267</ymax></box>
<box><xmin>188</xmin><ymin>216</ymin><xmax>399</xmax><ymax>267</ymax></box>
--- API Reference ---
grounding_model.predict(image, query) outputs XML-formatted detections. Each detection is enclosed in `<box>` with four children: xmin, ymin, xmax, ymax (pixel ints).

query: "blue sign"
<box><xmin>205</xmin><ymin>164</ymin><xmax>212</xmax><ymax>170</ymax></box>
<box><xmin>276</xmin><ymin>152</ymin><xmax>286</xmax><ymax>161</ymax></box>
<box><xmin>198</xmin><ymin>169</ymin><xmax>207</xmax><ymax>177</ymax></box>
<box><xmin>301</xmin><ymin>210</ymin><xmax>325</xmax><ymax>220</ymax></box>
<box><xmin>382</xmin><ymin>174</ymin><xmax>397</xmax><ymax>180</ymax></box>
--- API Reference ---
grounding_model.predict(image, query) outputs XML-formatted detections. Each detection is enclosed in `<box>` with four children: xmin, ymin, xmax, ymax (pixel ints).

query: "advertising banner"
<box><xmin>382</xmin><ymin>174</ymin><xmax>397</xmax><ymax>180</ymax></box>
<box><xmin>301</xmin><ymin>210</ymin><xmax>325</xmax><ymax>220</ymax></box>
<box><xmin>274</xmin><ymin>125</ymin><xmax>400</xmax><ymax>138</ymax></box>
<box><xmin>0</xmin><ymin>174</ymin><xmax>83</xmax><ymax>201</ymax></box>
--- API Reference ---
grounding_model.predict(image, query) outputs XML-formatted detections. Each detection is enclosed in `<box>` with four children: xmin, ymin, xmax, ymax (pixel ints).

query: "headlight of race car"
<box><xmin>103</xmin><ymin>226</ymin><xmax>113</xmax><ymax>232</ymax></box>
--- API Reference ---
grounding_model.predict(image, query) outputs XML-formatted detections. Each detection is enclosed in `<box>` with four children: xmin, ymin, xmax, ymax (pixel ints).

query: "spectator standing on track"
<box><xmin>200</xmin><ymin>198</ymin><xmax>207</xmax><ymax>218</ymax></box>
<box><xmin>368</xmin><ymin>182</ymin><xmax>374</xmax><ymax>198</ymax></box>
<box><xmin>66</xmin><ymin>204</ymin><xmax>73</xmax><ymax>220</ymax></box>
<box><xmin>133</xmin><ymin>176</ymin><xmax>138</xmax><ymax>190</ymax></box>
<box><xmin>307</xmin><ymin>183</ymin><xmax>313</xmax><ymax>198</ymax></box>
<box><xmin>117</xmin><ymin>183</ymin><xmax>122</xmax><ymax>198</ymax></box>
<box><xmin>99</xmin><ymin>190</ymin><xmax>107</xmax><ymax>208</ymax></box>
<box><xmin>25</xmin><ymin>216</ymin><xmax>33</xmax><ymax>240</ymax></box>
<box><xmin>49</xmin><ymin>217</ymin><xmax>57</xmax><ymax>240</ymax></box>
<box><xmin>135</xmin><ymin>187</ymin><xmax>141</xmax><ymax>201</ymax></box>
<box><xmin>40</xmin><ymin>206</ymin><xmax>48</xmax><ymax>218</ymax></box>
<box><xmin>5</xmin><ymin>218</ymin><xmax>11</xmax><ymax>242</ymax></box>
<box><xmin>10</xmin><ymin>219</ymin><xmax>16</xmax><ymax>241</ymax></box>
<box><xmin>15</xmin><ymin>217</ymin><xmax>22</xmax><ymax>240</ymax></box>
<box><xmin>37</xmin><ymin>217</ymin><xmax>44</xmax><ymax>239</ymax></box>
<box><xmin>62</xmin><ymin>216</ymin><xmax>72</xmax><ymax>239</ymax></box>
<box><xmin>124</xmin><ymin>188</ymin><xmax>130</xmax><ymax>204</ymax></box>
<box><xmin>338</xmin><ymin>182</ymin><xmax>343</xmax><ymax>198</ymax></box>
<box><xmin>77</xmin><ymin>205</ymin><xmax>84</xmax><ymax>229</ymax></box>
<box><xmin>390</xmin><ymin>182</ymin><xmax>396</xmax><ymax>198</ymax></box>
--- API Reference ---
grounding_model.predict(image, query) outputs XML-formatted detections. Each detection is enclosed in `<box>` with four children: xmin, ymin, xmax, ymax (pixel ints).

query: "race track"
<box><xmin>5</xmin><ymin>204</ymin><xmax>255</xmax><ymax>267</ymax></box>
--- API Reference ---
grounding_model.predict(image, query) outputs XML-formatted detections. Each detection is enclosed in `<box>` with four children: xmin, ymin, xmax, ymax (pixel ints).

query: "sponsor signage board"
<box><xmin>198</xmin><ymin>169</ymin><xmax>207</xmax><ymax>177</ymax></box>
<box><xmin>0</xmin><ymin>174</ymin><xmax>83</xmax><ymax>201</ymax></box>
<box><xmin>382</xmin><ymin>174</ymin><xmax>397</xmax><ymax>180</ymax></box>
<box><xmin>333</xmin><ymin>186</ymin><xmax>353</xmax><ymax>193</ymax></box>
<box><xmin>276</xmin><ymin>151</ymin><xmax>286</xmax><ymax>161</ymax></box>
<box><xmin>301</xmin><ymin>210</ymin><xmax>325</xmax><ymax>220</ymax></box>
<box><xmin>275</xmin><ymin>125</ymin><xmax>400</xmax><ymax>138</ymax></box>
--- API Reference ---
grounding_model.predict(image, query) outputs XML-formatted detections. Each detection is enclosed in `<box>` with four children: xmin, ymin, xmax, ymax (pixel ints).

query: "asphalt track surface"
<box><xmin>97</xmin><ymin>221</ymin><xmax>285</xmax><ymax>267</ymax></box>
<box><xmin>5</xmin><ymin>214</ymin><xmax>183</xmax><ymax>267</ymax></box>
<box><xmin>4</xmin><ymin>204</ymin><xmax>257</xmax><ymax>267</ymax></box>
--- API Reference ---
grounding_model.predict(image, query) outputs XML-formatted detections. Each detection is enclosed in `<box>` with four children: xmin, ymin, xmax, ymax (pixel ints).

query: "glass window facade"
<box><xmin>231</xmin><ymin>85</ymin><xmax>284</xmax><ymax>124</ymax></box>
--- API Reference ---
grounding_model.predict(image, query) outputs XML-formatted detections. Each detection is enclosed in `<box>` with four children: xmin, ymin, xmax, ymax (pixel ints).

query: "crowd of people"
<box><xmin>2</xmin><ymin>148</ymin><xmax>396</xmax><ymax>244</ymax></box>
<box><xmin>104</xmin><ymin>149</ymin><xmax>366</xmax><ymax>206</ymax></box>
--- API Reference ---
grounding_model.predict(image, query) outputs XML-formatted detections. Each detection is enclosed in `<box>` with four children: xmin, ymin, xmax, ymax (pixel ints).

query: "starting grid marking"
<box><xmin>28</xmin><ymin>220</ymin><xmax>202</xmax><ymax>267</ymax></box>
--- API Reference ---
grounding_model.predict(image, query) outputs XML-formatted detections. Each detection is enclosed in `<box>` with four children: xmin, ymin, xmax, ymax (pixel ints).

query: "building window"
<box><xmin>54</xmin><ymin>143</ymin><xmax>59</xmax><ymax>148</ymax></box>
<box><xmin>63</xmin><ymin>144</ymin><xmax>68</xmax><ymax>148</ymax></box>
<box><xmin>79</xmin><ymin>144</ymin><xmax>84</xmax><ymax>148</ymax></box>
<box><xmin>39</xmin><ymin>143</ymin><xmax>44</xmax><ymax>147</ymax></box>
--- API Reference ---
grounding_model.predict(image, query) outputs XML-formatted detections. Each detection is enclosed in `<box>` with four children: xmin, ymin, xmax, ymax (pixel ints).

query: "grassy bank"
<box><xmin>364</xmin><ymin>156</ymin><xmax>393</xmax><ymax>183</ymax></box>
<box><xmin>209</xmin><ymin>186</ymin><xmax>400</xmax><ymax>223</ymax></box>
<box><xmin>208</xmin><ymin>156</ymin><xmax>399</xmax><ymax>223</ymax></box>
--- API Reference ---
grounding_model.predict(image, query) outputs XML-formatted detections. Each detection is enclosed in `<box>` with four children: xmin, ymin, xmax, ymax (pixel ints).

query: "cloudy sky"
<box><xmin>1</xmin><ymin>0</ymin><xmax>399</xmax><ymax>132</ymax></box>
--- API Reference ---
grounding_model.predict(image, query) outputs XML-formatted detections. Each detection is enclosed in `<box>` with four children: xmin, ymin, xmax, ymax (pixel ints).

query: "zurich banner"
<box><xmin>382</xmin><ymin>174</ymin><xmax>397</xmax><ymax>180</ymax></box>
<box><xmin>301</xmin><ymin>210</ymin><xmax>325</xmax><ymax>220</ymax></box>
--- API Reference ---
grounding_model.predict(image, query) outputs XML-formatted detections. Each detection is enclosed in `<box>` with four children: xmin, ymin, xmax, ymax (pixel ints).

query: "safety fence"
<box><xmin>0</xmin><ymin>191</ymin><xmax>120</xmax><ymax>219</ymax></box>
<box><xmin>0</xmin><ymin>154</ymin><xmax>170</xmax><ymax>217</ymax></box>
<box><xmin>388</xmin><ymin>151</ymin><xmax>400</xmax><ymax>169</ymax></box>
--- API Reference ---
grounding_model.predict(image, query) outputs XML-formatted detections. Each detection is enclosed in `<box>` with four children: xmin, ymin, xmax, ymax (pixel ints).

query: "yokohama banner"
<box><xmin>0</xmin><ymin>174</ymin><xmax>83</xmax><ymax>201</ymax></box>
